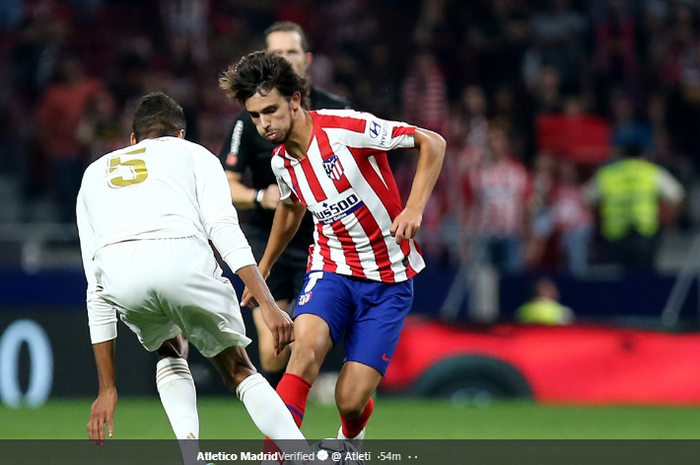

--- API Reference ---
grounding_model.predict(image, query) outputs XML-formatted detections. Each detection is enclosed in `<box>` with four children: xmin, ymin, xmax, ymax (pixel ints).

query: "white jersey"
<box><xmin>77</xmin><ymin>136</ymin><xmax>255</xmax><ymax>343</ymax></box>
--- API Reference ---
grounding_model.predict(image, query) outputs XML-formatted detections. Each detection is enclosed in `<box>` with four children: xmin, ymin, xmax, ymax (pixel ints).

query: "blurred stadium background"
<box><xmin>3</xmin><ymin>0</ymin><xmax>700</xmax><ymax>439</ymax></box>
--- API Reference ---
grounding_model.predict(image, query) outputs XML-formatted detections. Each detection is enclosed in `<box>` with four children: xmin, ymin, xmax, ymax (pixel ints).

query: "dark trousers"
<box><xmin>603</xmin><ymin>232</ymin><xmax>658</xmax><ymax>270</ymax></box>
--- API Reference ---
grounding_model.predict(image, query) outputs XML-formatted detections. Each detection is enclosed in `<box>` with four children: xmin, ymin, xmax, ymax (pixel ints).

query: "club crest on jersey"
<box><xmin>298</xmin><ymin>291</ymin><xmax>312</xmax><ymax>306</ymax></box>
<box><xmin>323</xmin><ymin>155</ymin><xmax>344</xmax><ymax>181</ymax></box>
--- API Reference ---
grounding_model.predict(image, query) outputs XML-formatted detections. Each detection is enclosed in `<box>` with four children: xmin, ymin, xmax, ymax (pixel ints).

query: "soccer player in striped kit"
<box><xmin>220</xmin><ymin>51</ymin><xmax>446</xmax><ymax>442</ymax></box>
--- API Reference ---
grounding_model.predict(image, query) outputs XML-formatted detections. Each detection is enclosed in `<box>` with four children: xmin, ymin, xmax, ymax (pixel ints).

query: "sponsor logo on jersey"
<box><xmin>311</xmin><ymin>192</ymin><xmax>364</xmax><ymax>225</ymax></box>
<box><xmin>369</xmin><ymin>120</ymin><xmax>381</xmax><ymax>138</ymax></box>
<box><xmin>322</xmin><ymin>155</ymin><xmax>344</xmax><ymax>181</ymax></box>
<box><xmin>369</xmin><ymin>119</ymin><xmax>390</xmax><ymax>146</ymax></box>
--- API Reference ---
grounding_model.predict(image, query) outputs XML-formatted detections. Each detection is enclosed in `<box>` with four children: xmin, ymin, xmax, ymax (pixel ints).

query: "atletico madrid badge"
<box><xmin>298</xmin><ymin>292</ymin><xmax>313</xmax><ymax>306</ymax></box>
<box><xmin>322</xmin><ymin>155</ymin><xmax>344</xmax><ymax>181</ymax></box>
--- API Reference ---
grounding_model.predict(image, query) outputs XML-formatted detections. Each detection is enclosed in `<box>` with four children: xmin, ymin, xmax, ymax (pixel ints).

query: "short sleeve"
<box><xmin>277</xmin><ymin>177</ymin><xmax>297</xmax><ymax>205</ymax></box>
<box><xmin>359</xmin><ymin>114</ymin><xmax>416</xmax><ymax>151</ymax></box>
<box><xmin>271</xmin><ymin>149</ymin><xmax>298</xmax><ymax>205</ymax></box>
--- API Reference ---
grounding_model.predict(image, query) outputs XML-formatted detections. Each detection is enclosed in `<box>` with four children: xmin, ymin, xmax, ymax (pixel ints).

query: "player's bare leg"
<box><xmin>261</xmin><ymin>314</ymin><xmax>335</xmax><ymax>462</ymax></box>
<box><xmin>270</xmin><ymin>314</ymin><xmax>333</xmax><ymax>428</ymax></box>
<box><xmin>252</xmin><ymin>298</ymin><xmax>292</xmax><ymax>372</ymax></box>
<box><xmin>285</xmin><ymin>314</ymin><xmax>334</xmax><ymax>384</ymax></box>
<box><xmin>156</xmin><ymin>334</ymin><xmax>201</xmax><ymax>464</ymax></box>
<box><xmin>334</xmin><ymin>362</ymin><xmax>381</xmax><ymax>447</ymax></box>
<box><xmin>209</xmin><ymin>345</ymin><xmax>315</xmax><ymax>462</ymax></box>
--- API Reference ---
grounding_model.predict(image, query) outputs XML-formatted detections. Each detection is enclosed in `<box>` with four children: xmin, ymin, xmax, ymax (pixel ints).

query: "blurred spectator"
<box><xmin>592</xmin><ymin>0</ymin><xmax>638</xmax><ymax>112</ymax></box>
<box><xmin>76</xmin><ymin>89</ymin><xmax>122</xmax><ymax>161</ymax></box>
<box><xmin>527</xmin><ymin>0</ymin><xmax>587</xmax><ymax>91</ymax></box>
<box><xmin>468</xmin><ymin>0</ymin><xmax>529</xmax><ymax>93</ymax></box>
<box><xmin>463</xmin><ymin>125</ymin><xmax>531</xmax><ymax>273</ymax></box>
<box><xmin>35</xmin><ymin>53</ymin><xmax>105</xmax><ymax>223</ymax></box>
<box><xmin>401</xmin><ymin>51</ymin><xmax>447</xmax><ymax>131</ymax></box>
<box><xmin>551</xmin><ymin>159</ymin><xmax>593</xmax><ymax>275</ymax></box>
<box><xmin>439</xmin><ymin>85</ymin><xmax>490</xmax><ymax>264</ymax></box>
<box><xmin>10</xmin><ymin>17</ymin><xmax>69</xmax><ymax>104</ymax></box>
<box><xmin>448</xmin><ymin>85</ymin><xmax>490</xmax><ymax>173</ymax></box>
<box><xmin>527</xmin><ymin>64</ymin><xmax>564</xmax><ymax>114</ymax></box>
<box><xmin>586</xmin><ymin>144</ymin><xmax>685</xmax><ymax>269</ymax></box>
<box><xmin>536</xmin><ymin>94</ymin><xmax>610</xmax><ymax>165</ymax></box>
<box><xmin>516</xmin><ymin>277</ymin><xmax>574</xmax><ymax>325</ymax></box>
<box><xmin>610</xmin><ymin>90</ymin><xmax>653</xmax><ymax>152</ymax></box>
<box><xmin>526</xmin><ymin>150</ymin><xmax>557</xmax><ymax>269</ymax></box>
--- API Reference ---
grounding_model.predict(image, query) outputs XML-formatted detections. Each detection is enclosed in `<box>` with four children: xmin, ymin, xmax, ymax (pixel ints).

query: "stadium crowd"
<box><xmin>1</xmin><ymin>0</ymin><xmax>699</xmax><ymax>274</ymax></box>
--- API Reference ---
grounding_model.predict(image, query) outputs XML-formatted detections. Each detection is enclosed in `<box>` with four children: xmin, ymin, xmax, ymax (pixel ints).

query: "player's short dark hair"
<box><xmin>132</xmin><ymin>92</ymin><xmax>186</xmax><ymax>142</ymax></box>
<box><xmin>219</xmin><ymin>50</ymin><xmax>310</xmax><ymax>106</ymax></box>
<box><xmin>264</xmin><ymin>21</ymin><xmax>309</xmax><ymax>52</ymax></box>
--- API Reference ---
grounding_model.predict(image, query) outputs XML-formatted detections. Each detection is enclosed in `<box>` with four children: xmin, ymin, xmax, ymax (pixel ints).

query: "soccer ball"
<box><xmin>312</xmin><ymin>438</ymin><xmax>365</xmax><ymax>465</ymax></box>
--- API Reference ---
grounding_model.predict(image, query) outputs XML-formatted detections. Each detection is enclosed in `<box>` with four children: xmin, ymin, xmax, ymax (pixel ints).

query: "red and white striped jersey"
<box><xmin>463</xmin><ymin>157</ymin><xmax>531</xmax><ymax>237</ymax></box>
<box><xmin>271</xmin><ymin>109</ymin><xmax>425</xmax><ymax>283</ymax></box>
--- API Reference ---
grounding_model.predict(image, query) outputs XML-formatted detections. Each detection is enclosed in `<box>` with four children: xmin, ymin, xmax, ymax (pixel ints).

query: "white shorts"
<box><xmin>94</xmin><ymin>235</ymin><xmax>251</xmax><ymax>357</ymax></box>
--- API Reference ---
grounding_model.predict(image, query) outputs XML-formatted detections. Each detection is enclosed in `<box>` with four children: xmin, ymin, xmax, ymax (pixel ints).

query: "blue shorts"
<box><xmin>294</xmin><ymin>271</ymin><xmax>413</xmax><ymax>375</ymax></box>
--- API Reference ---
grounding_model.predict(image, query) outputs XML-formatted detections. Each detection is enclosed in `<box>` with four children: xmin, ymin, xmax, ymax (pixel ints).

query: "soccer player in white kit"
<box><xmin>77</xmin><ymin>92</ymin><xmax>314</xmax><ymax>462</ymax></box>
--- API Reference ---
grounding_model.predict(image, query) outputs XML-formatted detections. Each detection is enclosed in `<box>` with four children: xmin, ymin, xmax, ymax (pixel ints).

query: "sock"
<box><xmin>237</xmin><ymin>372</ymin><xmax>312</xmax><ymax>462</ymax></box>
<box><xmin>276</xmin><ymin>373</ymin><xmax>312</xmax><ymax>427</ymax></box>
<box><xmin>156</xmin><ymin>357</ymin><xmax>200</xmax><ymax>465</ymax></box>
<box><xmin>259</xmin><ymin>373</ymin><xmax>312</xmax><ymax>464</ymax></box>
<box><xmin>341</xmin><ymin>397</ymin><xmax>374</xmax><ymax>438</ymax></box>
<box><xmin>156</xmin><ymin>357</ymin><xmax>199</xmax><ymax>439</ymax></box>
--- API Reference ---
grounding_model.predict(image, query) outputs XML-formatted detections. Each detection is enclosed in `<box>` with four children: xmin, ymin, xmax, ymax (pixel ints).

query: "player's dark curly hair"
<box><xmin>219</xmin><ymin>50</ymin><xmax>310</xmax><ymax>108</ymax></box>
<box><xmin>132</xmin><ymin>92</ymin><xmax>186</xmax><ymax>142</ymax></box>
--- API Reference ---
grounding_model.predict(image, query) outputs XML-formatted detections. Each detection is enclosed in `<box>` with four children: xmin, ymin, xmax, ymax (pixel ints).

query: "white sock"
<box><xmin>157</xmin><ymin>357</ymin><xmax>202</xmax><ymax>465</ymax></box>
<box><xmin>237</xmin><ymin>373</ymin><xmax>312</xmax><ymax>461</ymax></box>
<box><xmin>156</xmin><ymin>357</ymin><xmax>199</xmax><ymax>439</ymax></box>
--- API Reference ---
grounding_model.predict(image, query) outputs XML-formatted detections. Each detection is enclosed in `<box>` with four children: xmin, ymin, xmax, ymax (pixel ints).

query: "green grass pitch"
<box><xmin>2</xmin><ymin>397</ymin><xmax>700</xmax><ymax>439</ymax></box>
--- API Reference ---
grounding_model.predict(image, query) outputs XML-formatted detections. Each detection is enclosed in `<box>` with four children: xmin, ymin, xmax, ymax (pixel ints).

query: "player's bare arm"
<box><xmin>390</xmin><ymin>127</ymin><xmax>446</xmax><ymax>244</ymax></box>
<box><xmin>88</xmin><ymin>339</ymin><xmax>117</xmax><ymax>448</ymax></box>
<box><xmin>236</xmin><ymin>264</ymin><xmax>294</xmax><ymax>355</ymax></box>
<box><xmin>240</xmin><ymin>201</ymin><xmax>306</xmax><ymax>307</ymax></box>
<box><xmin>259</xmin><ymin>201</ymin><xmax>307</xmax><ymax>275</ymax></box>
<box><xmin>226</xmin><ymin>171</ymin><xmax>280</xmax><ymax>210</ymax></box>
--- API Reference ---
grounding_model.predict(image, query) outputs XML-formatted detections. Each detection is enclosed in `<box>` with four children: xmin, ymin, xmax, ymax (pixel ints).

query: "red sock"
<box><xmin>263</xmin><ymin>374</ymin><xmax>312</xmax><ymax>464</ymax></box>
<box><xmin>276</xmin><ymin>373</ymin><xmax>312</xmax><ymax>427</ymax></box>
<box><xmin>341</xmin><ymin>397</ymin><xmax>374</xmax><ymax>438</ymax></box>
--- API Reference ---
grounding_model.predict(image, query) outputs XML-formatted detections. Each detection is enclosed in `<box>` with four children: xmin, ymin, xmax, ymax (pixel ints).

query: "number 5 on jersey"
<box><xmin>108</xmin><ymin>148</ymin><xmax>149</xmax><ymax>189</ymax></box>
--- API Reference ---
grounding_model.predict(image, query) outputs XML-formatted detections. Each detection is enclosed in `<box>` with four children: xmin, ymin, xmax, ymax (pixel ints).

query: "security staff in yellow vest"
<box><xmin>516</xmin><ymin>277</ymin><xmax>574</xmax><ymax>325</ymax></box>
<box><xmin>586</xmin><ymin>145</ymin><xmax>684</xmax><ymax>269</ymax></box>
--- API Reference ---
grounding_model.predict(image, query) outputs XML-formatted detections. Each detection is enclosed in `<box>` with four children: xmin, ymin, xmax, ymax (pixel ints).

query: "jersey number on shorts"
<box><xmin>108</xmin><ymin>149</ymin><xmax>149</xmax><ymax>189</ymax></box>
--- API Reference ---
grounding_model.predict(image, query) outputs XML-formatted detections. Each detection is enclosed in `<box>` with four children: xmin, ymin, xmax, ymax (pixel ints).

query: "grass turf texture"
<box><xmin>2</xmin><ymin>398</ymin><xmax>700</xmax><ymax>439</ymax></box>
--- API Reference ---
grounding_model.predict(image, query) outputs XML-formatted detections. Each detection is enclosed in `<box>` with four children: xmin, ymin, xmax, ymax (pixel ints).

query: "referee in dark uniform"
<box><xmin>218</xmin><ymin>22</ymin><xmax>349</xmax><ymax>383</ymax></box>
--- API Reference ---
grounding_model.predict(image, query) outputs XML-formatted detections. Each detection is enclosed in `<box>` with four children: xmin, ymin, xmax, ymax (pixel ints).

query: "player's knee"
<box><xmin>260</xmin><ymin>353</ymin><xmax>286</xmax><ymax>372</ymax></box>
<box><xmin>288</xmin><ymin>344</ymin><xmax>322</xmax><ymax>372</ymax></box>
<box><xmin>335</xmin><ymin>395</ymin><xmax>366</xmax><ymax>420</ymax></box>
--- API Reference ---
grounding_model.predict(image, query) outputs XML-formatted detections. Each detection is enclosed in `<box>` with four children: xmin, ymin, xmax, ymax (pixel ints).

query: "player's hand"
<box><xmin>390</xmin><ymin>206</ymin><xmax>423</xmax><ymax>244</ymax></box>
<box><xmin>259</xmin><ymin>302</ymin><xmax>295</xmax><ymax>355</ymax></box>
<box><xmin>88</xmin><ymin>387</ymin><xmax>117</xmax><ymax>448</ymax></box>
<box><xmin>241</xmin><ymin>285</ymin><xmax>257</xmax><ymax>308</ymax></box>
<box><xmin>261</xmin><ymin>184</ymin><xmax>281</xmax><ymax>210</ymax></box>
<box><xmin>240</xmin><ymin>267</ymin><xmax>270</xmax><ymax>308</ymax></box>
